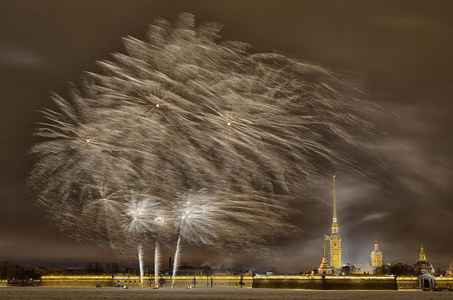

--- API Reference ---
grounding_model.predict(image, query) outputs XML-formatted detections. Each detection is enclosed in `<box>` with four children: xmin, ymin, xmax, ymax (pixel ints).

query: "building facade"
<box><xmin>415</xmin><ymin>245</ymin><xmax>435</xmax><ymax>275</ymax></box>
<box><xmin>371</xmin><ymin>241</ymin><xmax>383</xmax><ymax>268</ymax></box>
<box><xmin>318</xmin><ymin>234</ymin><xmax>333</xmax><ymax>275</ymax></box>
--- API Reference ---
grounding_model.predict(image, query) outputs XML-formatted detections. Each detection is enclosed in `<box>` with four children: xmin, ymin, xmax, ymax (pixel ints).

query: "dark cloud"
<box><xmin>0</xmin><ymin>48</ymin><xmax>47</xmax><ymax>69</ymax></box>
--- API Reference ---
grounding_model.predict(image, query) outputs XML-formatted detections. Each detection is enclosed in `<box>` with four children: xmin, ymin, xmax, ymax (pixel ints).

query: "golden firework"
<box><xmin>79</xmin><ymin>129</ymin><xmax>98</xmax><ymax>150</ymax></box>
<box><xmin>142</xmin><ymin>85</ymin><xmax>169</xmax><ymax>118</ymax></box>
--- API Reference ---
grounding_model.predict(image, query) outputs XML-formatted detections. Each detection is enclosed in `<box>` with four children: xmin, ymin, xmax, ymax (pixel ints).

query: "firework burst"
<box><xmin>29</xmin><ymin>12</ymin><xmax>388</xmax><ymax>274</ymax></box>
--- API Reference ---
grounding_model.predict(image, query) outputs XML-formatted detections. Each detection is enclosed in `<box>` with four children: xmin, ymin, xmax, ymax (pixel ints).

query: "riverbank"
<box><xmin>1</xmin><ymin>287</ymin><xmax>452</xmax><ymax>300</ymax></box>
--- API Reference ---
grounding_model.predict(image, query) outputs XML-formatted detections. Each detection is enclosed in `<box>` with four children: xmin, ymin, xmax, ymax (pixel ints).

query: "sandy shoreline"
<box><xmin>1</xmin><ymin>287</ymin><xmax>452</xmax><ymax>300</ymax></box>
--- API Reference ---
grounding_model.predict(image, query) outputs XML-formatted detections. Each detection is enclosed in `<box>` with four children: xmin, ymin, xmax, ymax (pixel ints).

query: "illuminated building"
<box><xmin>371</xmin><ymin>241</ymin><xmax>383</xmax><ymax>268</ymax></box>
<box><xmin>318</xmin><ymin>234</ymin><xmax>333</xmax><ymax>275</ymax></box>
<box><xmin>414</xmin><ymin>244</ymin><xmax>434</xmax><ymax>275</ymax></box>
<box><xmin>330</xmin><ymin>175</ymin><xmax>342</xmax><ymax>269</ymax></box>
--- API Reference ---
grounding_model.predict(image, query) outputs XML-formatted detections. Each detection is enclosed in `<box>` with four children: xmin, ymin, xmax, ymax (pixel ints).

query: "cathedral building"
<box><xmin>330</xmin><ymin>175</ymin><xmax>342</xmax><ymax>269</ymax></box>
<box><xmin>371</xmin><ymin>241</ymin><xmax>383</xmax><ymax>268</ymax></box>
<box><xmin>314</xmin><ymin>177</ymin><xmax>401</xmax><ymax>275</ymax></box>
<box><xmin>344</xmin><ymin>241</ymin><xmax>385</xmax><ymax>275</ymax></box>
<box><xmin>314</xmin><ymin>177</ymin><xmax>440</xmax><ymax>277</ymax></box>
<box><xmin>317</xmin><ymin>235</ymin><xmax>333</xmax><ymax>275</ymax></box>
<box><xmin>414</xmin><ymin>244</ymin><xmax>435</xmax><ymax>275</ymax></box>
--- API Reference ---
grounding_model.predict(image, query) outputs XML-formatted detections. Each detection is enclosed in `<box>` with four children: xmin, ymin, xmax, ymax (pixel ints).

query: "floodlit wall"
<box><xmin>396</xmin><ymin>276</ymin><xmax>453</xmax><ymax>290</ymax></box>
<box><xmin>113</xmin><ymin>275</ymin><xmax>151</xmax><ymax>287</ymax></box>
<box><xmin>253</xmin><ymin>275</ymin><xmax>398</xmax><ymax>290</ymax></box>
<box><xmin>40</xmin><ymin>275</ymin><xmax>115</xmax><ymax>287</ymax></box>
<box><xmin>39</xmin><ymin>275</ymin><xmax>453</xmax><ymax>290</ymax></box>
<box><xmin>434</xmin><ymin>277</ymin><xmax>453</xmax><ymax>289</ymax></box>
<box><xmin>156</xmin><ymin>276</ymin><xmax>253</xmax><ymax>288</ymax></box>
<box><xmin>395</xmin><ymin>277</ymin><xmax>418</xmax><ymax>289</ymax></box>
<box><xmin>40</xmin><ymin>275</ymin><xmax>253</xmax><ymax>288</ymax></box>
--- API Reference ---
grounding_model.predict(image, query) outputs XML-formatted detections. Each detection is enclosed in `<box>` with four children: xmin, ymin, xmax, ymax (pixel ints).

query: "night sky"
<box><xmin>1</xmin><ymin>0</ymin><xmax>452</xmax><ymax>273</ymax></box>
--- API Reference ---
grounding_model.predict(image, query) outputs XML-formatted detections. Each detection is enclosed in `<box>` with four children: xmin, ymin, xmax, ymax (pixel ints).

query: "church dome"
<box><xmin>414</xmin><ymin>244</ymin><xmax>435</xmax><ymax>275</ymax></box>
<box><xmin>414</xmin><ymin>260</ymin><xmax>435</xmax><ymax>275</ymax></box>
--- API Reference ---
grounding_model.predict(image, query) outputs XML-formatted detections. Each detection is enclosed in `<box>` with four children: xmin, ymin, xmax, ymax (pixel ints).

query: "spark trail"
<box><xmin>28</xmin><ymin>13</ymin><xmax>387</xmax><ymax>274</ymax></box>
<box><xmin>138</xmin><ymin>244</ymin><xmax>144</xmax><ymax>287</ymax></box>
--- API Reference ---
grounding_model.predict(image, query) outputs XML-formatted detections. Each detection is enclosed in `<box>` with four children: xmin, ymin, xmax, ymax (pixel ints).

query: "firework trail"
<box><xmin>138</xmin><ymin>244</ymin><xmax>144</xmax><ymax>287</ymax></box>
<box><xmin>151</xmin><ymin>213</ymin><xmax>169</xmax><ymax>287</ymax></box>
<box><xmin>154</xmin><ymin>241</ymin><xmax>161</xmax><ymax>288</ymax></box>
<box><xmin>29</xmin><ymin>12</ymin><xmax>387</xmax><ymax>274</ymax></box>
<box><xmin>122</xmin><ymin>193</ymin><xmax>158</xmax><ymax>286</ymax></box>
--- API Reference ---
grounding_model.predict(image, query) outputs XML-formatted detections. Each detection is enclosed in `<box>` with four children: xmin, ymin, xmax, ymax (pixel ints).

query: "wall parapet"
<box><xmin>38</xmin><ymin>275</ymin><xmax>453</xmax><ymax>290</ymax></box>
<box><xmin>253</xmin><ymin>275</ymin><xmax>398</xmax><ymax>290</ymax></box>
<box><xmin>40</xmin><ymin>275</ymin><xmax>253</xmax><ymax>288</ymax></box>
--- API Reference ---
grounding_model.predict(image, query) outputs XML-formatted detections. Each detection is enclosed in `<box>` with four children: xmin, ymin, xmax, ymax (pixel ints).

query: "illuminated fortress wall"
<box><xmin>41</xmin><ymin>275</ymin><xmax>153</xmax><ymax>288</ymax></box>
<box><xmin>40</xmin><ymin>275</ymin><xmax>115</xmax><ymax>287</ymax></box>
<box><xmin>395</xmin><ymin>277</ymin><xmax>418</xmax><ymax>289</ymax></box>
<box><xmin>40</xmin><ymin>275</ymin><xmax>253</xmax><ymax>288</ymax></box>
<box><xmin>396</xmin><ymin>276</ymin><xmax>453</xmax><ymax>290</ymax></box>
<box><xmin>39</xmin><ymin>275</ymin><xmax>453</xmax><ymax>290</ymax></box>
<box><xmin>431</xmin><ymin>277</ymin><xmax>453</xmax><ymax>289</ymax></box>
<box><xmin>157</xmin><ymin>276</ymin><xmax>253</xmax><ymax>288</ymax></box>
<box><xmin>253</xmin><ymin>275</ymin><xmax>398</xmax><ymax>290</ymax></box>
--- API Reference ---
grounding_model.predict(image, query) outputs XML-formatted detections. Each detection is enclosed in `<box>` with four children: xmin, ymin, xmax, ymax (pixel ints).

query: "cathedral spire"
<box><xmin>333</xmin><ymin>175</ymin><xmax>337</xmax><ymax>223</ymax></box>
<box><xmin>330</xmin><ymin>175</ymin><xmax>342</xmax><ymax>269</ymax></box>
<box><xmin>419</xmin><ymin>244</ymin><xmax>426</xmax><ymax>261</ymax></box>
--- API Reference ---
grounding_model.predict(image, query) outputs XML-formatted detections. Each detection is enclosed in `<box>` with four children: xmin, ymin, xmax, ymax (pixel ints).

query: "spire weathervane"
<box><xmin>333</xmin><ymin>175</ymin><xmax>337</xmax><ymax>223</ymax></box>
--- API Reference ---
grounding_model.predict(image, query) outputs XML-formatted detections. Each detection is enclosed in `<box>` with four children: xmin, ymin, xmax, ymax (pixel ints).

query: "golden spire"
<box><xmin>419</xmin><ymin>244</ymin><xmax>426</xmax><ymax>261</ymax></box>
<box><xmin>333</xmin><ymin>175</ymin><xmax>337</xmax><ymax>223</ymax></box>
